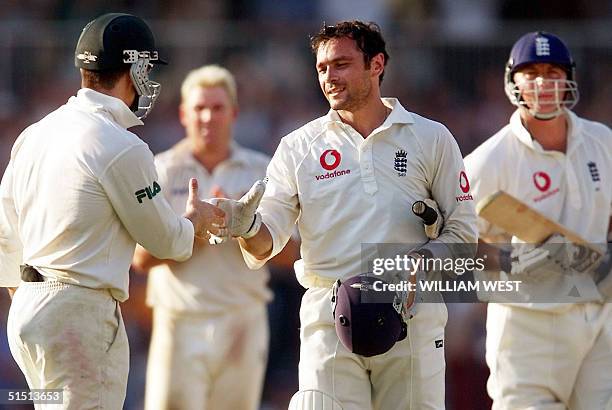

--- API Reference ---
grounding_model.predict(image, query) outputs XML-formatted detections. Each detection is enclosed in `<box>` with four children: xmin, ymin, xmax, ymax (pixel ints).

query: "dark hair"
<box><xmin>80</xmin><ymin>67</ymin><xmax>130</xmax><ymax>90</ymax></box>
<box><xmin>310</xmin><ymin>20</ymin><xmax>390</xmax><ymax>84</ymax></box>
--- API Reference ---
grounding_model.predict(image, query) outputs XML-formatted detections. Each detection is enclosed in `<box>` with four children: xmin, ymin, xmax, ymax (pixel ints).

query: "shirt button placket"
<box><xmin>360</xmin><ymin>143</ymin><xmax>377</xmax><ymax>195</ymax></box>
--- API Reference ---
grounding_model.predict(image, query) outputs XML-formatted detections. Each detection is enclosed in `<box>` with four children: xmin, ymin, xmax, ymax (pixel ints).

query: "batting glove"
<box><xmin>500</xmin><ymin>234</ymin><xmax>569</xmax><ymax>276</ymax></box>
<box><xmin>208</xmin><ymin>178</ymin><xmax>267</xmax><ymax>244</ymax></box>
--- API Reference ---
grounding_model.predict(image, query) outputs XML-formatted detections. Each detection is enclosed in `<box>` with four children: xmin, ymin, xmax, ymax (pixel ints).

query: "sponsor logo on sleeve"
<box><xmin>135</xmin><ymin>181</ymin><xmax>162</xmax><ymax>203</ymax></box>
<box><xmin>456</xmin><ymin>171</ymin><xmax>473</xmax><ymax>202</ymax></box>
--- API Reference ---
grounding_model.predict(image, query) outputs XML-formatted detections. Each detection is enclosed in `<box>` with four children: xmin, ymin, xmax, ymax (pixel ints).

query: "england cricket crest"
<box><xmin>394</xmin><ymin>150</ymin><xmax>407</xmax><ymax>176</ymax></box>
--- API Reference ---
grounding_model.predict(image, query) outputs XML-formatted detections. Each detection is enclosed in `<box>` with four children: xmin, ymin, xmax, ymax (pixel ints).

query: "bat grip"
<box><xmin>412</xmin><ymin>200</ymin><xmax>438</xmax><ymax>226</ymax></box>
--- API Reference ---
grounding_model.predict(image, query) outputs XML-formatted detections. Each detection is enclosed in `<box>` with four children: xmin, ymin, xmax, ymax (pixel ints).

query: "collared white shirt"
<box><xmin>0</xmin><ymin>88</ymin><xmax>194</xmax><ymax>301</ymax></box>
<box><xmin>147</xmin><ymin>140</ymin><xmax>272</xmax><ymax>313</ymax></box>
<box><xmin>242</xmin><ymin>98</ymin><xmax>478</xmax><ymax>287</ymax></box>
<box><xmin>465</xmin><ymin>109</ymin><xmax>612</xmax><ymax>305</ymax></box>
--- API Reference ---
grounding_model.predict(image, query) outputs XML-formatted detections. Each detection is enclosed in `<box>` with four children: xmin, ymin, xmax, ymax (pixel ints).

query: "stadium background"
<box><xmin>0</xmin><ymin>1</ymin><xmax>610</xmax><ymax>408</ymax></box>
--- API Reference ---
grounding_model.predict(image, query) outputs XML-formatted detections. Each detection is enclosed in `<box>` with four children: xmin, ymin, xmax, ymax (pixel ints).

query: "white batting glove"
<box><xmin>500</xmin><ymin>234</ymin><xmax>569</xmax><ymax>276</ymax></box>
<box><xmin>208</xmin><ymin>178</ymin><xmax>267</xmax><ymax>245</ymax></box>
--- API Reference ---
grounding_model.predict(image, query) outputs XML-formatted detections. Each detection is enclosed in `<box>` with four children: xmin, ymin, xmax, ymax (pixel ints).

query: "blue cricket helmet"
<box><xmin>506</xmin><ymin>31</ymin><xmax>575</xmax><ymax>81</ymax></box>
<box><xmin>504</xmin><ymin>31</ymin><xmax>579</xmax><ymax>119</ymax></box>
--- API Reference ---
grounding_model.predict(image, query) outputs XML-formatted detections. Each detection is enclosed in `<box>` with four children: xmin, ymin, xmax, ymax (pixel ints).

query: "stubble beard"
<box><xmin>329</xmin><ymin>76</ymin><xmax>372</xmax><ymax>113</ymax></box>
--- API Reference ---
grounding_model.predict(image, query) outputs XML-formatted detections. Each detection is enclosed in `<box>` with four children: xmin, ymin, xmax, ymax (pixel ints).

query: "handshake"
<box><xmin>183</xmin><ymin>177</ymin><xmax>267</xmax><ymax>244</ymax></box>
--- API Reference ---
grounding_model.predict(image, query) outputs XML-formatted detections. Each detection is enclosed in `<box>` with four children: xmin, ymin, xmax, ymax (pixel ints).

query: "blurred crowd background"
<box><xmin>0</xmin><ymin>1</ymin><xmax>610</xmax><ymax>409</ymax></box>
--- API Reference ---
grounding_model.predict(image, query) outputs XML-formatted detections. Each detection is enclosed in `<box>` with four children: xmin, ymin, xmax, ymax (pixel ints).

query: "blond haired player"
<box><xmin>210</xmin><ymin>21</ymin><xmax>477</xmax><ymax>409</ymax></box>
<box><xmin>132</xmin><ymin>65</ymin><xmax>297</xmax><ymax>410</ymax></box>
<box><xmin>0</xmin><ymin>14</ymin><xmax>224</xmax><ymax>409</ymax></box>
<box><xmin>465</xmin><ymin>32</ymin><xmax>612</xmax><ymax>409</ymax></box>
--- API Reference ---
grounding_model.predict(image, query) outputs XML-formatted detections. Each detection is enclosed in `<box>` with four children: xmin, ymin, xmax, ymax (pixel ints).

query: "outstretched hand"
<box><xmin>184</xmin><ymin>178</ymin><xmax>226</xmax><ymax>239</ymax></box>
<box><xmin>208</xmin><ymin>178</ymin><xmax>267</xmax><ymax>245</ymax></box>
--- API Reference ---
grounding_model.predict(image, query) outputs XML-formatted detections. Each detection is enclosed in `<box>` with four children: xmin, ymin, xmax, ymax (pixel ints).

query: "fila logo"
<box><xmin>533</xmin><ymin>171</ymin><xmax>551</xmax><ymax>192</ymax></box>
<box><xmin>435</xmin><ymin>339</ymin><xmax>444</xmax><ymax>348</ymax></box>
<box><xmin>535</xmin><ymin>37</ymin><xmax>550</xmax><ymax>56</ymax></box>
<box><xmin>394</xmin><ymin>150</ymin><xmax>407</xmax><ymax>176</ymax></box>
<box><xmin>588</xmin><ymin>162</ymin><xmax>600</xmax><ymax>182</ymax></box>
<box><xmin>135</xmin><ymin>181</ymin><xmax>161</xmax><ymax>203</ymax></box>
<box><xmin>76</xmin><ymin>51</ymin><xmax>98</xmax><ymax>64</ymax></box>
<box><xmin>320</xmin><ymin>149</ymin><xmax>341</xmax><ymax>171</ymax></box>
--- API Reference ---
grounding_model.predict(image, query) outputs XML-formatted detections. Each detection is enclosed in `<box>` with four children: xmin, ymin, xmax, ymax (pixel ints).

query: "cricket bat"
<box><xmin>476</xmin><ymin>190</ymin><xmax>604</xmax><ymax>256</ymax></box>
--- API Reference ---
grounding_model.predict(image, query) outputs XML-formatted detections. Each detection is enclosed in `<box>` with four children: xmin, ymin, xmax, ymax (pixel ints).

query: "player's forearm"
<box><xmin>270</xmin><ymin>237</ymin><xmax>300</xmax><ymax>269</ymax></box>
<box><xmin>238</xmin><ymin>223</ymin><xmax>273</xmax><ymax>260</ymax></box>
<box><xmin>132</xmin><ymin>245</ymin><xmax>171</xmax><ymax>273</ymax></box>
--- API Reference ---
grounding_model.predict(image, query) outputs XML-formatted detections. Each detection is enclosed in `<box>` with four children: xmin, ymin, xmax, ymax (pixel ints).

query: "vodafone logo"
<box><xmin>533</xmin><ymin>171</ymin><xmax>551</xmax><ymax>192</ymax></box>
<box><xmin>459</xmin><ymin>171</ymin><xmax>470</xmax><ymax>193</ymax></box>
<box><xmin>320</xmin><ymin>149</ymin><xmax>341</xmax><ymax>171</ymax></box>
<box><xmin>455</xmin><ymin>170</ymin><xmax>473</xmax><ymax>202</ymax></box>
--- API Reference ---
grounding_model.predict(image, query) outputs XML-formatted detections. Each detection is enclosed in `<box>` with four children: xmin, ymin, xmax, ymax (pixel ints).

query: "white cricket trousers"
<box><xmin>7</xmin><ymin>280</ymin><xmax>129</xmax><ymax>409</ymax></box>
<box><xmin>486</xmin><ymin>303</ymin><xmax>612</xmax><ymax>410</ymax></box>
<box><xmin>298</xmin><ymin>287</ymin><xmax>447</xmax><ymax>410</ymax></box>
<box><xmin>144</xmin><ymin>304</ymin><xmax>268</xmax><ymax>410</ymax></box>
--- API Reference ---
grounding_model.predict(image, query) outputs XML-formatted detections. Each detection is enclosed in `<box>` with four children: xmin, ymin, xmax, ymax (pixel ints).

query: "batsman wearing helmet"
<box><xmin>0</xmin><ymin>13</ymin><xmax>225</xmax><ymax>408</ymax></box>
<box><xmin>465</xmin><ymin>32</ymin><xmax>612</xmax><ymax>409</ymax></box>
<box><xmin>209</xmin><ymin>21</ymin><xmax>477</xmax><ymax>409</ymax></box>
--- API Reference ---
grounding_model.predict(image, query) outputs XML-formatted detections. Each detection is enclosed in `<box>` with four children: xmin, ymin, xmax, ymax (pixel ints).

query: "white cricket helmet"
<box><xmin>288</xmin><ymin>389</ymin><xmax>343</xmax><ymax>410</ymax></box>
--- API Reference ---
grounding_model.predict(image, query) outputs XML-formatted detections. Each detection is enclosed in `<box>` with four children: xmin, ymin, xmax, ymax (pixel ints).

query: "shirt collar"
<box><xmin>68</xmin><ymin>88</ymin><xmax>143</xmax><ymax>129</ymax></box>
<box><xmin>510</xmin><ymin>108</ymin><xmax>583</xmax><ymax>153</ymax></box>
<box><xmin>323</xmin><ymin>97</ymin><xmax>415</xmax><ymax>128</ymax></box>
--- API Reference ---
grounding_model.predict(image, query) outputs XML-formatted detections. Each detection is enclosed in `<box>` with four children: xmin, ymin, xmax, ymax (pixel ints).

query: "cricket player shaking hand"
<box><xmin>132</xmin><ymin>65</ymin><xmax>299</xmax><ymax>410</ymax></box>
<box><xmin>0</xmin><ymin>13</ymin><xmax>224</xmax><ymax>409</ymax></box>
<box><xmin>212</xmin><ymin>21</ymin><xmax>477</xmax><ymax>410</ymax></box>
<box><xmin>465</xmin><ymin>32</ymin><xmax>612</xmax><ymax>409</ymax></box>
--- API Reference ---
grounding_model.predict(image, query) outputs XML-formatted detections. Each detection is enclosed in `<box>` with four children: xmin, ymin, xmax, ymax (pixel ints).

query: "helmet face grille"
<box><xmin>505</xmin><ymin>78</ymin><xmax>579</xmax><ymax>119</ymax></box>
<box><xmin>129</xmin><ymin>57</ymin><xmax>161</xmax><ymax>120</ymax></box>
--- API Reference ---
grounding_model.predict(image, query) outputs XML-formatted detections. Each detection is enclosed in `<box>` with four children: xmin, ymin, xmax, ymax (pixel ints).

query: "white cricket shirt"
<box><xmin>146</xmin><ymin>140</ymin><xmax>272</xmax><ymax>314</ymax></box>
<box><xmin>465</xmin><ymin>109</ymin><xmax>612</xmax><ymax>306</ymax></box>
<box><xmin>0</xmin><ymin>89</ymin><xmax>194</xmax><ymax>301</ymax></box>
<box><xmin>242</xmin><ymin>98</ymin><xmax>478</xmax><ymax>287</ymax></box>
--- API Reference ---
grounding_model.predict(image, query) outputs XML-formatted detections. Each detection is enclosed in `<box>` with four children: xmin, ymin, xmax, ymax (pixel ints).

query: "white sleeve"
<box><xmin>100</xmin><ymin>144</ymin><xmax>194</xmax><ymax>261</ymax></box>
<box><xmin>240</xmin><ymin>138</ymin><xmax>300</xmax><ymax>269</ymax></box>
<box><xmin>0</xmin><ymin>160</ymin><xmax>23</xmax><ymax>287</ymax></box>
<box><xmin>420</xmin><ymin>127</ymin><xmax>478</xmax><ymax>259</ymax></box>
<box><xmin>464</xmin><ymin>146</ymin><xmax>502</xmax><ymax>239</ymax></box>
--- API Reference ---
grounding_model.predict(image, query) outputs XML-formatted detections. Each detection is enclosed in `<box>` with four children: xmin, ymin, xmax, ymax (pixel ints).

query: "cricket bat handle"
<box><xmin>412</xmin><ymin>200</ymin><xmax>438</xmax><ymax>226</ymax></box>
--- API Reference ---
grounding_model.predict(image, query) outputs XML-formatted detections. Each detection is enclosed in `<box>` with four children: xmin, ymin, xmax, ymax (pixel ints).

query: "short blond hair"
<box><xmin>180</xmin><ymin>65</ymin><xmax>238</xmax><ymax>106</ymax></box>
